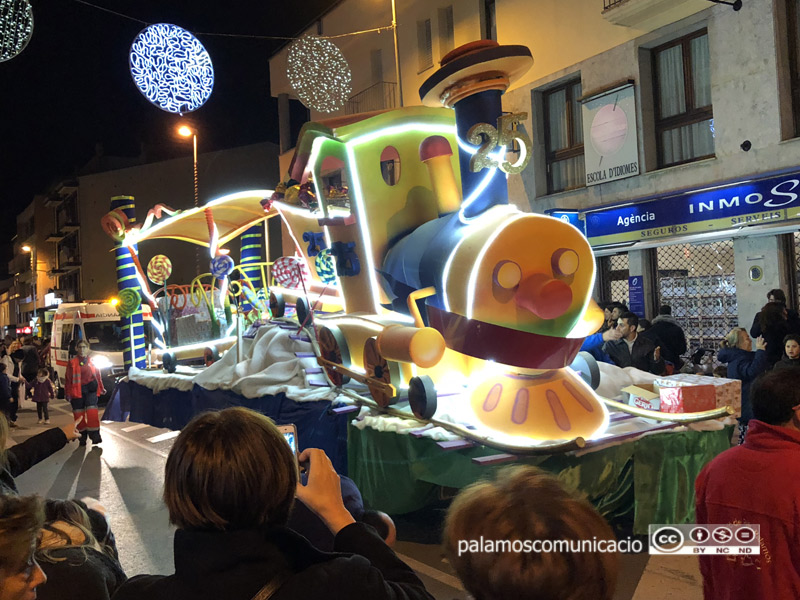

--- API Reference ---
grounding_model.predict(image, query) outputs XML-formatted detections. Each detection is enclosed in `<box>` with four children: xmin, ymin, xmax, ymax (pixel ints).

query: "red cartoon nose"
<box><xmin>515</xmin><ymin>274</ymin><xmax>573</xmax><ymax>320</ymax></box>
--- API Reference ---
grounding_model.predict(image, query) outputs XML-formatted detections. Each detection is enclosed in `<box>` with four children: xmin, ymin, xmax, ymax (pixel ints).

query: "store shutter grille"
<box><xmin>656</xmin><ymin>241</ymin><xmax>737</xmax><ymax>366</ymax></box>
<box><xmin>602</xmin><ymin>253</ymin><xmax>630</xmax><ymax>308</ymax></box>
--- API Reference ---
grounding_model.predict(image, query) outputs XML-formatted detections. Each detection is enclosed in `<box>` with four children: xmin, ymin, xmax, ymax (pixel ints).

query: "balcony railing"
<box><xmin>602</xmin><ymin>0</ymin><xmax>710</xmax><ymax>30</ymax></box>
<box><xmin>604</xmin><ymin>0</ymin><xmax>625</xmax><ymax>7</ymax></box>
<box><xmin>345</xmin><ymin>81</ymin><xmax>397</xmax><ymax>115</ymax></box>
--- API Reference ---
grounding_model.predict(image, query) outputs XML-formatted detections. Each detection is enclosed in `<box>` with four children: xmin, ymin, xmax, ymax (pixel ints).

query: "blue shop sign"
<box><xmin>544</xmin><ymin>210</ymin><xmax>586</xmax><ymax>235</ymax></box>
<box><xmin>628</xmin><ymin>276</ymin><xmax>645</xmax><ymax>317</ymax></box>
<box><xmin>583</xmin><ymin>170</ymin><xmax>800</xmax><ymax>246</ymax></box>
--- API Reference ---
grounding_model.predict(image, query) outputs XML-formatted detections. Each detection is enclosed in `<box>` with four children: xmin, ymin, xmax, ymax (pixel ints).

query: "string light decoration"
<box><xmin>129</xmin><ymin>23</ymin><xmax>214</xmax><ymax>114</ymax></box>
<box><xmin>0</xmin><ymin>0</ymin><xmax>33</xmax><ymax>62</ymax></box>
<box><xmin>287</xmin><ymin>36</ymin><xmax>352</xmax><ymax>113</ymax></box>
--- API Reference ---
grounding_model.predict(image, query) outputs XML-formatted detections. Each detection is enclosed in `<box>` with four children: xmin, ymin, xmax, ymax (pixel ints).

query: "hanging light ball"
<box><xmin>287</xmin><ymin>36</ymin><xmax>352</xmax><ymax>113</ymax></box>
<box><xmin>0</xmin><ymin>0</ymin><xmax>34</xmax><ymax>63</ymax></box>
<box><xmin>129</xmin><ymin>23</ymin><xmax>214</xmax><ymax>114</ymax></box>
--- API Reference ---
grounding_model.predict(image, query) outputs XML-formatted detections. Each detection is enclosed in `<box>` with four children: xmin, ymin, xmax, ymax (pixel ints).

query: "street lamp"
<box><xmin>177</xmin><ymin>123</ymin><xmax>198</xmax><ymax>209</ymax></box>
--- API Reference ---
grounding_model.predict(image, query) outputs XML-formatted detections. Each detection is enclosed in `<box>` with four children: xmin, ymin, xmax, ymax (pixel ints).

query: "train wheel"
<box><xmin>408</xmin><ymin>375</ymin><xmax>437</xmax><ymax>420</ymax></box>
<box><xmin>270</xmin><ymin>291</ymin><xmax>285</xmax><ymax>318</ymax></box>
<box><xmin>204</xmin><ymin>346</ymin><xmax>221</xmax><ymax>366</ymax></box>
<box><xmin>162</xmin><ymin>352</ymin><xmax>177</xmax><ymax>374</ymax></box>
<box><xmin>318</xmin><ymin>325</ymin><xmax>350</xmax><ymax>386</ymax></box>
<box><xmin>363</xmin><ymin>337</ymin><xmax>399</xmax><ymax>407</ymax></box>
<box><xmin>296</xmin><ymin>297</ymin><xmax>312</xmax><ymax>326</ymax></box>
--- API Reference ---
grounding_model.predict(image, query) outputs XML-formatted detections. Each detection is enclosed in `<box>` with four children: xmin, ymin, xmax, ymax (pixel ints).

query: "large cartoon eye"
<box><xmin>551</xmin><ymin>248</ymin><xmax>579</xmax><ymax>277</ymax></box>
<box><xmin>493</xmin><ymin>260</ymin><xmax>522</xmax><ymax>289</ymax></box>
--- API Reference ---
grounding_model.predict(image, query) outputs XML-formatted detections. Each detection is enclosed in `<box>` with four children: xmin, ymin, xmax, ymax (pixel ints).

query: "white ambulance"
<box><xmin>51</xmin><ymin>302</ymin><xmax>153</xmax><ymax>397</ymax></box>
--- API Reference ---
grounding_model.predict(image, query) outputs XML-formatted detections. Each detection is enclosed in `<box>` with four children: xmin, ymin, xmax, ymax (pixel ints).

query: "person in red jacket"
<box><xmin>65</xmin><ymin>340</ymin><xmax>105</xmax><ymax>446</ymax></box>
<box><xmin>695</xmin><ymin>368</ymin><xmax>800</xmax><ymax>600</ymax></box>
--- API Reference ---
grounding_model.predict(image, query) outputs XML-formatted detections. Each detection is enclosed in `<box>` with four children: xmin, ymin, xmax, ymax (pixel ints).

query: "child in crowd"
<box><xmin>27</xmin><ymin>367</ymin><xmax>55</xmax><ymax>424</ymax></box>
<box><xmin>774</xmin><ymin>333</ymin><xmax>800</xmax><ymax>370</ymax></box>
<box><xmin>444</xmin><ymin>465</ymin><xmax>618</xmax><ymax>600</ymax></box>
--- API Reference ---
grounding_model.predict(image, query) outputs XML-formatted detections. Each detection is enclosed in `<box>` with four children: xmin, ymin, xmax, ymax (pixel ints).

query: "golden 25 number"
<box><xmin>467</xmin><ymin>113</ymin><xmax>532</xmax><ymax>175</ymax></box>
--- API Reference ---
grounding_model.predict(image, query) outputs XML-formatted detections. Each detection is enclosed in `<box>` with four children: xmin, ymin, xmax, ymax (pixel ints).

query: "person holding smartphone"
<box><xmin>113</xmin><ymin>407</ymin><xmax>434</xmax><ymax>600</ymax></box>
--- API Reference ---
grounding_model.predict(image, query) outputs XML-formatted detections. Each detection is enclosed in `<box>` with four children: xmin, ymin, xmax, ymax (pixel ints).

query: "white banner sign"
<box><xmin>582</xmin><ymin>83</ymin><xmax>639</xmax><ymax>187</ymax></box>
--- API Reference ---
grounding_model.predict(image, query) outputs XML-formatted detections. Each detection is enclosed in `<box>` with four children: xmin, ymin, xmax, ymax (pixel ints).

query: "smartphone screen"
<box><xmin>277</xmin><ymin>424</ymin><xmax>298</xmax><ymax>457</ymax></box>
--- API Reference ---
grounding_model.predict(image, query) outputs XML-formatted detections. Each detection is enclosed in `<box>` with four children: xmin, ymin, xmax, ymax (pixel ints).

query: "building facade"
<box><xmin>269</xmin><ymin>0</ymin><xmax>800</xmax><ymax>356</ymax></box>
<box><xmin>0</xmin><ymin>142</ymin><xmax>280</xmax><ymax>337</ymax></box>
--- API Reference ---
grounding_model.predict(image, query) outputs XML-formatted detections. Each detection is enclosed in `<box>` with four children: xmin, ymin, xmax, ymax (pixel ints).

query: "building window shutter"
<box><xmin>417</xmin><ymin>19</ymin><xmax>433</xmax><ymax>72</ymax></box>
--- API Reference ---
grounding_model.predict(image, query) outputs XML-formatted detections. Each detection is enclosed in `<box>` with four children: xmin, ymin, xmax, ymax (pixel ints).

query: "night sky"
<box><xmin>0</xmin><ymin>0</ymin><xmax>339</xmax><ymax>269</ymax></box>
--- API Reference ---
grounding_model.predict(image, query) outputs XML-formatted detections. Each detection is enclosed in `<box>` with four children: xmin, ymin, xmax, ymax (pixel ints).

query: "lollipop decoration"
<box><xmin>315</xmin><ymin>249</ymin><xmax>337</xmax><ymax>285</ymax></box>
<box><xmin>210</xmin><ymin>255</ymin><xmax>235</xmax><ymax>278</ymax></box>
<box><xmin>147</xmin><ymin>254</ymin><xmax>173</xmax><ymax>285</ymax></box>
<box><xmin>273</xmin><ymin>256</ymin><xmax>311</xmax><ymax>289</ymax></box>
<box><xmin>116</xmin><ymin>288</ymin><xmax>142</xmax><ymax>318</ymax></box>
<box><xmin>287</xmin><ymin>36</ymin><xmax>352</xmax><ymax>113</ymax></box>
<box><xmin>0</xmin><ymin>0</ymin><xmax>34</xmax><ymax>62</ymax></box>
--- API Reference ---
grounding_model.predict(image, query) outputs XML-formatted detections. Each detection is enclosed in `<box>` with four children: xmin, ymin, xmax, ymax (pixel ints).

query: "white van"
<box><xmin>51</xmin><ymin>302</ymin><xmax>153</xmax><ymax>396</ymax></box>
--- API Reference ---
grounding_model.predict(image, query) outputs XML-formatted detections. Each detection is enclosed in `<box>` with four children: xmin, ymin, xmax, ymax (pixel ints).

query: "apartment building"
<box><xmin>269</xmin><ymin>0</ymin><xmax>800</xmax><ymax>355</ymax></box>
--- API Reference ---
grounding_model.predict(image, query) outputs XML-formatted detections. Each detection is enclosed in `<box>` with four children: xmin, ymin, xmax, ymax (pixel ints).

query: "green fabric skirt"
<box><xmin>347</xmin><ymin>424</ymin><xmax>733</xmax><ymax>535</ymax></box>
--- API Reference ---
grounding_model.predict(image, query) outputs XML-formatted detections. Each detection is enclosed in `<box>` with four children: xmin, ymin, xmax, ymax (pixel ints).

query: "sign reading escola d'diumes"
<box><xmin>582</xmin><ymin>83</ymin><xmax>639</xmax><ymax>187</ymax></box>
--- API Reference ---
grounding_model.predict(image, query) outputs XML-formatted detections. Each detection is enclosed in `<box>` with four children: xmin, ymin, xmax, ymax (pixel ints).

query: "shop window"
<box><xmin>483</xmin><ymin>0</ymin><xmax>496</xmax><ymax>41</ymax></box>
<box><xmin>787</xmin><ymin>0</ymin><xmax>800</xmax><ymax>136</ymax></box>
<box><xmin>656</xmin><ymin>241</ymin><xmax>736</xmax><ymax>366</ymax></box>
<box><xmin>543</xmin><ymin>79</ymin><xmax>584</xmax><ymax>194</ymax></box>
<box><xmin>652</xmin><ymin>30</ymin><xmax>714</xmax><ymax>168</ymax></box>
<box><xmin>794</xmin><ymin>231</ymin><xmax>800</xmax><ymax>306</ymax></box>
<box><xmin>438</xmin><ymin>6</ymin><xmax>455</xmax><ymax>56</ymax></box>
<box><xmin>600</xmin><ymin>253</ymin><xmax>630</xmax><ymax>307</ymax></box>
<box><xmin>417</xmin><ymin>19</ymin><xmax>433</xmax><ymax>72</ymax></box>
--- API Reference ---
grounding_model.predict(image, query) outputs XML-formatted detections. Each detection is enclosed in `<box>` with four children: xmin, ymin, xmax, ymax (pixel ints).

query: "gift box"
<box><xmin>656</xmin><ymin>384</ymin><xmax>716</xmax><ymax>413</ymax></box>
<box><xmin>622</xmin><ymin>383</ymin><xmax>661</xmax><ymax>411</ymax></box>
<box><xmin>655</xmin><ymin>374</ymin><xmax>741</xmax><ymax>417</ymax></box>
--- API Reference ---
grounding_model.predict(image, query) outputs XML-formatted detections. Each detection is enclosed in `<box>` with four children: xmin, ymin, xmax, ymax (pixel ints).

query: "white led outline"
<box><xmin>441</xmin><ymin>234</ymin><xmax>469</xmax><ymax>312</ymax></box>
<box><xmin>129</xmin><ymin>23</ymin><xmax>214</xmax><ymax>114</ymax></box>
<box><xmin>345</xmin><ymin>144</ymin><xmax>383</xmax><ymax>314</ymax></box>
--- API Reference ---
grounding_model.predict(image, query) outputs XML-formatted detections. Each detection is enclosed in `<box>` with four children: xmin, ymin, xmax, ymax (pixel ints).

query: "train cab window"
<box><xmin>380</xmin><ymin>146</ymin><xmax>401</xmax><ymax>186</ymax></box>
<box><xmin>319</xmin><ymin>156</ymin><xmax>351</xmax><ymax>210</ymax></box>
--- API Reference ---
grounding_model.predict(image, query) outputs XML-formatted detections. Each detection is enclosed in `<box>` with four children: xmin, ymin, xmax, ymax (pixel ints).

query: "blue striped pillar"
<box><xmin>111</xmin><ymin>195</ymin><xmax>147</xmax><ymax>370</ymax></box>
<box><xmin>239</xmin><ymin>224</ymin><xmax>263</xmax><ymax>311</ymax></box>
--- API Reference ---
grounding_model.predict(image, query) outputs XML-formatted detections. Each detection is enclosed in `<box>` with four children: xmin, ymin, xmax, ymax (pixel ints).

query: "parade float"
<box><xmin>102</xmin><ymin>40</ymin><xmax>738</xmax><ymax>532</ymax></box>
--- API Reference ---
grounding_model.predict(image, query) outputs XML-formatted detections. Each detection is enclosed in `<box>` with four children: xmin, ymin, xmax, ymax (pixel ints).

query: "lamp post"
<box><xmin>178</xmin><ymin>123</ymin><xmax>201</xmax><ymax>275</ymax></box>
<box><xmin>20</xmin><ymin>244</ymin><xmax>37</xmax><ymax>333</ymax></box>
<box><xmin>177</xmin><ymin>124</ymin><xmax>199</xmax><ymax>209</ymax></box>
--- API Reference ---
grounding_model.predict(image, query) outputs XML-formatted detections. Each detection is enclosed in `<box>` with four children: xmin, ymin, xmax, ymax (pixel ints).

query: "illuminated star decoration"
<box><xmin>287</xmin><ymin>36</ymin><xmax>352</xmax><ymax>113</ymax></box>
<box><xmin>129</xmin><ymin>23</ymin><xmax>214</xmax><ymax>114</ymax></box>
<box><xmin>0</xmin><ymin>0</ymin><xmax>33</xmax><ymax>62</ymax></box>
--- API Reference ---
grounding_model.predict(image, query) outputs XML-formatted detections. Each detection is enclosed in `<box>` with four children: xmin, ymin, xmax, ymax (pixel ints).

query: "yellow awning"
<box><xmin>124</xmin><ymin>190</ymin><xmax>277</xmax><ymax>248</ymax></box>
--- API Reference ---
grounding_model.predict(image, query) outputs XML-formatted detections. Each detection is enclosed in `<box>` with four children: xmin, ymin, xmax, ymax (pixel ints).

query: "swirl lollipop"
<box><xmin>116</xmin><ymin>288</ymin><xmax>142</xmax><ymax>318</ymax></box>
<box><xmin>147</xmin><ymin>254</ymin><xmax>173</xmax><ymax>285</ymax></box>
<box><xmin>315</xmin><ymin>249</ymin><xmax>336</xmax><ymax>285</ymax></box>
<box><xmin>210</xmin><ymin>255</ymin><xmax>235</xmax><ymax>278</ymax></box>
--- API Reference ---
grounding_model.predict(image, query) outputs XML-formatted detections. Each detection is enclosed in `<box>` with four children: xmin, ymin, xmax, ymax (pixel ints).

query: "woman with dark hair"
<box><xmin>35</xmin><ymin>499</ymin><xmax>126</xmax><ymax>600</ymax></box>
<box><xmin>759</xmin><ymin>302</ymin><xmax>800</xmax><ymax>366</ymax></box>
<box><xmin>113</xmin><ymin>407</ymin><xmax>433</xmax><ymax>600</ymax></box>
<box><xmin>0</xmin><ymin>494</ymin><xmax>48</xmax><ymax>600</ymax></box>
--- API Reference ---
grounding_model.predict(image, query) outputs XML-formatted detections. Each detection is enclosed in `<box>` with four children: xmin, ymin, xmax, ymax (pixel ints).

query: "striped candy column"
<box><xmin>239</xmin><ymin>224</ymin><xmax>263</xmax><ymax>311</ymax></box>
<box><xmin>110</xmin><ymin>196</ymin><xmax>147</xmax><ymax>370</ymax></box>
